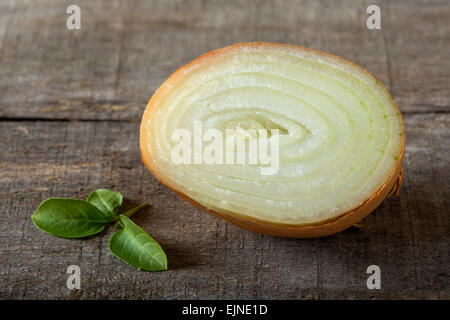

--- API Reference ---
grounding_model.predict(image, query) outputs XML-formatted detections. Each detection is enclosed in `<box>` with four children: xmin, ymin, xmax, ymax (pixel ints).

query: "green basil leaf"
<box><xmin>86</xmin><ymin>188</ymin><xmax>123</xmax><ymax>220</ymax></box>
<box><xmin>109</xmin><ymin>215</ymin><xmax>167</xmax><ymax>271</ymax></box>
<box><xmin>32</xmin><ymin>198</ymin><xmax>113</xmax><ymax>238</ymax></box>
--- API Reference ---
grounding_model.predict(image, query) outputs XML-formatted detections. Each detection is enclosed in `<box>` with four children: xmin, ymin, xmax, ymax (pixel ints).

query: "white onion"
<box><xmin>140</xmin><ymin>42</ymin><xmax>404</xmax><ymax>230</ymax></box>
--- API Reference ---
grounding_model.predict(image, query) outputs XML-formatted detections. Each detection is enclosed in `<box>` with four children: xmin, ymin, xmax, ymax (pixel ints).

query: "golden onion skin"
<box><xmin>140</xmin><ymin>42</ymin><xmax>405</xmax><ymax>238</ymax></box>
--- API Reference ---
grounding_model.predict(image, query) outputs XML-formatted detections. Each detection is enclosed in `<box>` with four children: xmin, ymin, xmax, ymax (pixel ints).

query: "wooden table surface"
<box><xmin>0</xmin><ymin>0</ymin><xmax>449</xmax><ymax>299</ymax></box>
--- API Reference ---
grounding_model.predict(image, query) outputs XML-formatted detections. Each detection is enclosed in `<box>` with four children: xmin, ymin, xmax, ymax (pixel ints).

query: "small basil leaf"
<box><xmin>32</xmin><ymin>198</ymin><xmax>113</xmax><ymax>238</ymax></box>
<box><xmin>86</xmin><ymin>189</ymin><xmax>123</xmax><ymax>220</ymax></box>
<box><xmin>109</xmin><ymin>215</ymin><xmax>167</xmax><ymax>271</ymax></box>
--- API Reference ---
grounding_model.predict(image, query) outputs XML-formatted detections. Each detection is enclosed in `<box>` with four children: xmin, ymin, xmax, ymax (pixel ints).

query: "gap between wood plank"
<box><xmin>1</xmin><ymin>110</ymin><xmax>449</xmax><ymax>123</ymax></box>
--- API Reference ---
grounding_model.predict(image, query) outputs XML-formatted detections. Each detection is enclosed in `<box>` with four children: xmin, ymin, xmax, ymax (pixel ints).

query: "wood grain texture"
<box><xmin>0</xmin><ymin>0</ymin><xmax>449</xmax><ymax>299</ymax></box>
<box><xmin>0</xmin><ymin>0</ymin><xmax>448</xmax><ymax>121</ymax></box>
<box><xmin>0</xmin><ymin>114</ymin><xmax>448</xmax><ymax>299</ymax></box>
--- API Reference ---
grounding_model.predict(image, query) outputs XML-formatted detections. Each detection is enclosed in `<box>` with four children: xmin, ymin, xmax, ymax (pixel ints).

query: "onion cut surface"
<box><xmin>140</xmin><ymin>42</ymin><xmax>405</xmax><ymax>237</ymax></box>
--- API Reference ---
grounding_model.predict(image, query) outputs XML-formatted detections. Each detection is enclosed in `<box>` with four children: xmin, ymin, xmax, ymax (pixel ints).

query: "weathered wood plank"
<box><xmin>383</xmin><ymin>0</ymin><xmax>450</xmax><ymax>113</ymax></box>
<box><xmin>0</xmin><ymin>113</ymin><xmax>448</xmax><ymax>299</ymax></box>
<box><xmin>0</xmin><ymin>0</ymin><xmax>448</xmax><ymax>121</ymax></box>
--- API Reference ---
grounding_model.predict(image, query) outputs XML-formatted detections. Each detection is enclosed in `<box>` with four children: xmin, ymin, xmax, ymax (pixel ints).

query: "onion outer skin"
<box><xmin>140</xmin><ymin>42</ymin><xmax>405</xmax><ymax>238</ymax></box>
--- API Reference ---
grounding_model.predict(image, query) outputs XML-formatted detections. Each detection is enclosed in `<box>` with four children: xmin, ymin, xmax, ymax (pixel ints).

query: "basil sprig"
<box><xmin>31</xmin><ymin>189</ymin><xmax>167</xmax><ymax>271</ymax></box>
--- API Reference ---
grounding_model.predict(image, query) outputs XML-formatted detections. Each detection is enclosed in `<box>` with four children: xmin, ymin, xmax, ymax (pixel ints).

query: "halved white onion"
<box><xmin>140</xmin><ymin>42</ymin><xmax>404</xmax><ymax>237</ymax></box>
